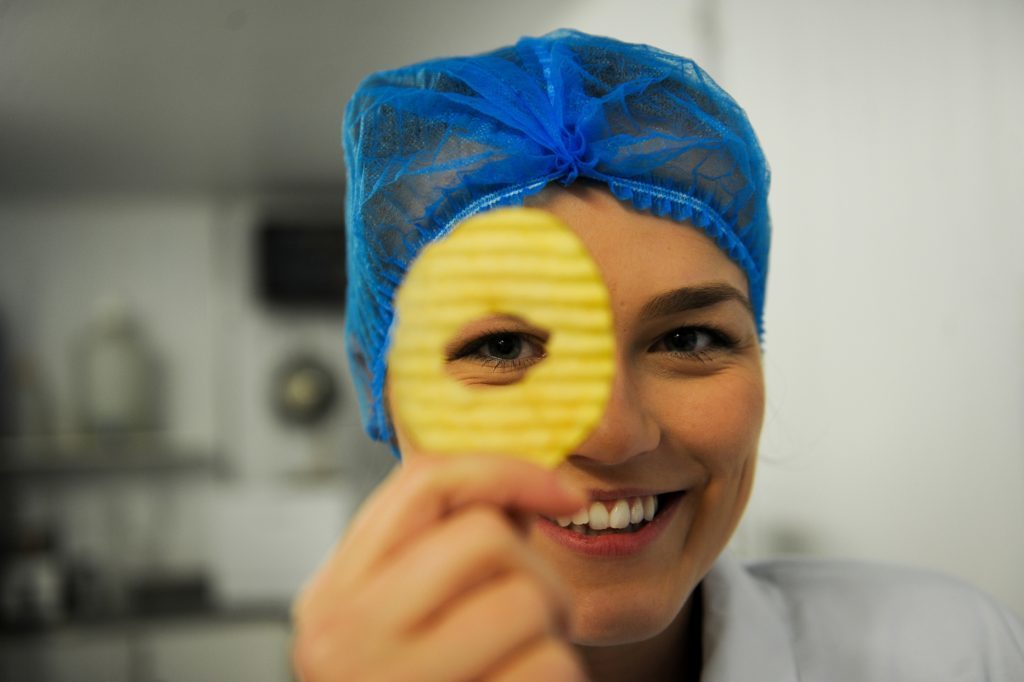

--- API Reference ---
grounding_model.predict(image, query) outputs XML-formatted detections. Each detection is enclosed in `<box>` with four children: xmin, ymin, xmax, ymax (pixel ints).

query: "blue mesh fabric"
<box><xmin>344</xmin><ymin>29</ymin><xmax>771</xmax><ymax>445</ymax></box>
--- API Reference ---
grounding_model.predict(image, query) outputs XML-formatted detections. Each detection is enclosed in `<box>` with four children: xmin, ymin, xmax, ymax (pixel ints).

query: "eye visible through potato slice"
<box><xmin>388</xmin><ymin>208</ymin><xmax>615</xmax><ymax>468</ymax></box>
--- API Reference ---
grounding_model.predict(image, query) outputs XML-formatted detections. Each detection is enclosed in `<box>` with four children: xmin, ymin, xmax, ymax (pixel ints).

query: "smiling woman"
<box><xmin>290</xmin><ymin>29</ymin><xmax>1024</xmax><ymax>682</ymax></box>
<box><xmin>515</xmin><ymin>187</ymin><xmax>765</xmax><ymax>654</ymax></box>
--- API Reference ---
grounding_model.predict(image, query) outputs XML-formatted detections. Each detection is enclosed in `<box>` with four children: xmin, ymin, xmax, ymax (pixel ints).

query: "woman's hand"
<box><xmin>291</xmin><ymin>454</ymin><xmax>590</xmax><ymax>682</ymax></box>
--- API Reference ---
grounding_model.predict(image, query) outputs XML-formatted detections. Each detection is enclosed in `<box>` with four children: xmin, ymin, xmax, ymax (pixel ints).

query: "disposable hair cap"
<box><xmin>344</xmin><ymin>28</ymin><xmax>771</xmax><ymax>446</ymax></box>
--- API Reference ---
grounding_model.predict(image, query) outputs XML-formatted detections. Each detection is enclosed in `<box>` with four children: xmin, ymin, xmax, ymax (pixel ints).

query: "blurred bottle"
<box><xmin>72</xmin><ymin>296</ymin><xmax>162</xmax><ymax>434</ymax></box>
<box><xmin>0</xmin><ymin>308</ymin><xmax>10</xmax><ymax>436</ymax></box>
<box><xmin>9</xmin><ymin>357</ymin><xmax>54</xmax><ymax>439</ymax></box>
<box><xmin>0</xmin><ymin>308</ymin><xmax>56</xmax><ymax>444</ymax></box>
<box><xmin>0</xmin><ymin>525</ymin><xmax>64</xmax><ymax>630</ymax></box>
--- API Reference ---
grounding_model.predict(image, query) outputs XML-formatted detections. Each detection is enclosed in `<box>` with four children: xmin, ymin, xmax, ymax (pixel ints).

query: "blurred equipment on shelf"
<box><xmin>8</xmin><ymin>357</ymin><xmax>55</xmax><ymax>440</ymax></box>
<box><xmin>271</xmin><ymin>352</ymin><xmax>339</xmax><ymax>427</ymax></box>
<box><xmin>0</xmin><ymin>525</ymin><xmax>64</xmax><ymax>630</ymax></box>
<box><xmin>256</xmin><ymin>223</ymin><xmax>346</xmax><ymax>312</ymax></box>
<box><xmin>0</xmin><ymin>307</ymin><xmax>9</xmax><ymax>437</ymax></box>
<box><xmin>126</xmin><ymin>571</ymin><xmax>211</xmax><ymax>617</ymax></box>
<box><xmin>1</xmin><ymin>308</ymin><xmax>55</xmax><ymax>439</ymax></box>
<box><xmin>71</xmin><ymin>296</ymin><xmax>163</xmax><ymax>434</ymax></box>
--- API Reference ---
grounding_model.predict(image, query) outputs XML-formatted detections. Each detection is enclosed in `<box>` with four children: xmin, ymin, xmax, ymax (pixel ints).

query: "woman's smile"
<box><xmin>536</xmin><ymin>489</ymin><xmax>690</xmax><ymax>557</ymax></box>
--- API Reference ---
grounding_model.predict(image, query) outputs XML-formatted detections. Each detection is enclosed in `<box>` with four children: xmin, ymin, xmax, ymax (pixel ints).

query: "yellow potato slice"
<box><xmin>388</xmin><ymin>207</ymin><xmax>614</xmax><ymax>468</ymax></box>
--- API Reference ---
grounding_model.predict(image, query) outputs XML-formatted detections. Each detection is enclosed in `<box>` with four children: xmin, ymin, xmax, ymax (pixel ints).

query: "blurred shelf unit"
<box><xmin>0</xmin><ymin>434</ymin><xmax>222</xmax><ymax>480</ymax></box>
<box><xmin>0</xmin><ymin>611</ymin><xmax>291</xmax><ymax>682</ymax></box>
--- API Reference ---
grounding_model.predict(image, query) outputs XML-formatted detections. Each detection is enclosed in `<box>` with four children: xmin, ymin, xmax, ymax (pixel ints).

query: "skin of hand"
<box><xmin>290</xmin><ymin>452</ymin><xmax>592</xmax><ymax>682</ymax></box>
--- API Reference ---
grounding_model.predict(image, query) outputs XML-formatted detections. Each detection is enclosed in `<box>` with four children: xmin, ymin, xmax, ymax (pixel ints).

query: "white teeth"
<box><xmin>588</xmin><ymin>502</ymin><xmax>610</xmax><ymax>530</ymax></box>
<box><xmin>643</xmin><ymin>495</ymin><xmax>657</xmax><ymax>522</ymax></box>
<box><xmin>630</xmin><ymin>498</ymin><xmax>644</xmax><ymax>525</ymax></box>
<box><xmin>550</xmin><ymin>495</ymin><xmax>661</xmax><ymax>532</ymax></box>
<box><xmin>608</xmin><ymin>499</ymin><xmax>631</xmax><ymax>529</ymax></box>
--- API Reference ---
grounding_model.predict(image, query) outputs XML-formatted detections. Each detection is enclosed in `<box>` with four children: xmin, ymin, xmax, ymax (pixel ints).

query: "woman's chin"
<box><xmin>567</xmin><ymin>587</ymin><xmax>686</xmax><ymax>647</ymax></box>
<box><xmin>532</xmin><ymin>528</ymin><xmax>701</xmax><ymax>647</ymax></box>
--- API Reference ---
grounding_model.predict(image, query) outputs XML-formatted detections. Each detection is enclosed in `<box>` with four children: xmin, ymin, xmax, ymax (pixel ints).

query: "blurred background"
<box><xmin>1</xmin><ymin>0</ymin><xmax>1021</xmax><ymax>679</ymax></box>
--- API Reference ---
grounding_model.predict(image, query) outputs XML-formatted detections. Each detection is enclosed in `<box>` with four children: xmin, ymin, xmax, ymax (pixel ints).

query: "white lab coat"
<box><xmin>701</xmin><ymin>552</ymin><xmax>1024</xmax><ymax>681</ymax></box>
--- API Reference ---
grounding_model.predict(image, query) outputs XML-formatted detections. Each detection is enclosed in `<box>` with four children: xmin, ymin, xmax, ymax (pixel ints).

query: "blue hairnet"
<box><xmin>344</xmin><ymin>29</ymin><xmax>771</xmax><ymax>445</ymax></box>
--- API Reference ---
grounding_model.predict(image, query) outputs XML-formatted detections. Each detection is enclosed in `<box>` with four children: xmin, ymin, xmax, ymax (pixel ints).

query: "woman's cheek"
<box><xmin>657</xmin><ymin>368</ymin><xmax>765</xmax><ymax>474</ymax></box>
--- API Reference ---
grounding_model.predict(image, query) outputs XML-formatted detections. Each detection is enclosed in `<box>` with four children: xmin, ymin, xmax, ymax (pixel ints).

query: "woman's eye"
<box><xmin>450</xmin><ymin>332</ymin><xmax>546</xmax><ymax>371</ymax></box>
<box><xmin>653</xmin><ymin>326</ymin><xmax>735</xmax><ymax>358</ymax></box>
<box><xmin>664</xmin><ymin>328</ymin><xmax>712</xmax><ymax>353</ymax></box>
<box><xmin>481</xmin><ymin>334</ymin><xmax>525</xmax><ymax>360</ymax></box>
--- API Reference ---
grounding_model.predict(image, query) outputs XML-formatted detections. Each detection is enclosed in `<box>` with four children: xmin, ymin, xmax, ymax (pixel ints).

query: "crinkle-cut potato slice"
<box><xmin>388</xmin><ymin>207</ymin><xmax>614</xmax><ymax>468</ymax></box>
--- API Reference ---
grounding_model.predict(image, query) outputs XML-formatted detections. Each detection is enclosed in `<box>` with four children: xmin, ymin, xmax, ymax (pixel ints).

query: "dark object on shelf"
<box><xmin>271</xmin><ymin>353</ymin><xmax>339</xmax><ymax>427</ymax></box>
<box><xmin>62</xmin><ymin>558</ymin><xmax>116</xmax><ymax>622</ymax></box>
<box><xmin>0</xmin><ymin>526</ymin><xmax>64</xmax><ymax>631</ymax></box>
<box><xmin>0</xmin><ymin>435</ymin><xmax>219</xmax><ymax>479</ymax></box>
<box><xmin>0</xmin><ymin>308</ymin><xmax>9</xmax><ymax>437</ymax></box>
<box><xmin>127</xmin><ymin>572</ymin><xmax>211</xmax><ymax>617</ymax></box>
<box><xmin>257</xmin><ymin>223</ymin><xmax>346</xmax><ymax>311</ymax></box>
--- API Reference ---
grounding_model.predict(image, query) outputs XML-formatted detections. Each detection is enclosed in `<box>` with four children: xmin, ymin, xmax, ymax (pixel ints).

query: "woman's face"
<box><xmin>400</xmin><ymin>186</ymin><xmax>764</xmax><ymax>647</ymax></box>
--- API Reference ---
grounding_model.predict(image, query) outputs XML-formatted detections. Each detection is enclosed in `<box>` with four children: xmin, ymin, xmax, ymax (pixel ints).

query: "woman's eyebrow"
<box><xmin>638</xmin><ymin>283</ymin><xmax>754</xmax><ymax>320</ymax></box>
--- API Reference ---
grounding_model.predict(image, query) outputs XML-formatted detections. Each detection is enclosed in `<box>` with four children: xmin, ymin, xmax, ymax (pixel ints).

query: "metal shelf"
<box><xmin>0</xmin><ymin>433</ymin><xmax>222</xmax><ymax>480</ymax></box>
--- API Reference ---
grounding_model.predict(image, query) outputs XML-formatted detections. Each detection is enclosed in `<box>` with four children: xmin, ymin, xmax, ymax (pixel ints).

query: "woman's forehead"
<box><xmin>531</xmin><ymin>185</ymin><xmax>750</xmax><ymax>300</ymax></box>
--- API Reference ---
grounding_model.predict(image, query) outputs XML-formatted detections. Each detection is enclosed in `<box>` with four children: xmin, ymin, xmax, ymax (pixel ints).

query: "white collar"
<box><xmin>701</xmin><ymin>551</ymin><xmax>800</xmax><ymax>681</ymax></box>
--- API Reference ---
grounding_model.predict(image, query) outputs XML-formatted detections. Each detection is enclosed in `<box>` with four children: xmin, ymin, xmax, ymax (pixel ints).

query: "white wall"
<box><xmin>0</xmin><ymin>194</ymin><xmax>390</xmax><ymax>592</ymax></box>
<box><xmin>205</xmin><ymin>192</ymin><xmax>395</xmax><ymax>484</ymax></box>
<box><xmin>0</xmin><ymin>197</ymin><xmax>222</xmax><ymax>577</ymax></box>
<box><xmin>0</xmin><ymin>197</ymin><xmax>219</xmax><ymax>446</ymax></box>
<box><xmin>0</xmin><ymin>0</ymin><xmax>706</xmax><ymax>194</ymax></box>
<box><xmin>713</xmin><ymin>0</ymin><xmax>1024</xmax><ymax>617</ymax></box>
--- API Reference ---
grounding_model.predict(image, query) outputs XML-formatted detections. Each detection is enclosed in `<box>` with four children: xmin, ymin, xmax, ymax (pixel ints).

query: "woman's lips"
<box><xmin>536</xmin><ymin>491</ymin><xmax>686</xmax><ymax>557</ymax></box>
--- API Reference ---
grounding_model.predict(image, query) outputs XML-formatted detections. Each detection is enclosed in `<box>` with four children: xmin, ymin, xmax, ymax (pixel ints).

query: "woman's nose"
<box><xmin>568</xmin><ymin>367</ymin><xmax>660</xmax><ymax>466</ymax></box>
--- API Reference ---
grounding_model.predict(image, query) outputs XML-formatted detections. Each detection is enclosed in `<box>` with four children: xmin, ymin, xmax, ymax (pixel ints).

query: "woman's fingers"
<box><xmin>299</xmin><ymin>455</ymin><xmax>584</xmax><ymax>610</ymax></box>
<box><xmin>294</xmin><ymin>571</ymin><xmax>580</xmax><ymax>682</ymax></box>
<box><xmin>486</xmin><ymin>638</ymin><xmax>590</xmax><ymax>682</ymax></box>
<box><xmin>360</xmin><ymin>504</ymin><xmax>572</xmax><ymax>636</ymax></box>
<box><xmin>291</xmin><ymin>454</ymin><xmax>588</xmax><ymax>682</ymax></box>
<box><xmin>361</xmin><ymin>454</ymin><xmax>584</xmax><ymax>562</ymax></box>
<box><xmin>401</xmin><ymin>572</ymin><xmax>575</xmax><ymax>682</ymax></box>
